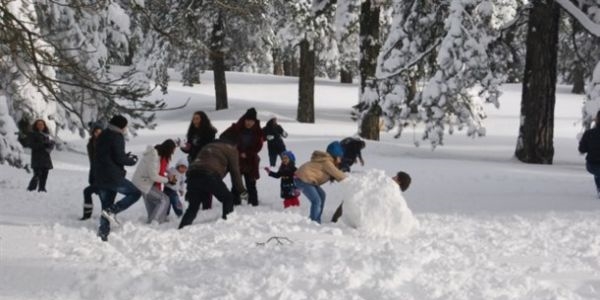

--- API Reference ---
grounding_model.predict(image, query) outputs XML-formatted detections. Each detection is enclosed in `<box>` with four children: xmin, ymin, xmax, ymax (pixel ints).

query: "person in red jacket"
<box><xmin>220</xmin><ymin>108</ymin><xmax>265</xmax><ymax>206</ymax></box>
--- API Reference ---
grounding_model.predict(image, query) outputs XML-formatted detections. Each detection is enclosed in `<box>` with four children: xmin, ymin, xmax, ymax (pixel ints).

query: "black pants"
<box><xmin>82</xmin><ymin>185</ymin><xmax>100</xmax><ymax>218</ymax></box>
<box><xmin>27</xmin><ymin>168</ymin><xmax>49</xmax><ymax>191</ymax></box>
<box><xmin>232</xmin><ymin>174</ymin><xmax>258</xmax><ymax>206</ymax></box>
<box><xmin>179</xmin><ymin>171</ymin><xmax>234</xmax><ymax>229</ymax></box>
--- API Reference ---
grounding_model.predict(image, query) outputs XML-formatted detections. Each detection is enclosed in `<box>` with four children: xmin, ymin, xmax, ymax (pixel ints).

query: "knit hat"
<box><xmin>281</xmin><ymin>150</ymin><xmax>296</xmax><ymax>163</ymax></box>
<box><xmin>109</xmin><ymin>115</ymin><xmax>128</xmax><ymax>129</ymax></box>
<box><xmin>326</xmin><ymin>141</ymin><xmax>344</xmax><ymax>158</ymax></box>
<box><xmin>175</xmin><ymin>158</ymin><xmax>188</xmax><ymax>168</ymax></box>
<box><xmin>242</xmin><ymin>108</ymin><xmax>258</xmax><ymax>121</ymax></box>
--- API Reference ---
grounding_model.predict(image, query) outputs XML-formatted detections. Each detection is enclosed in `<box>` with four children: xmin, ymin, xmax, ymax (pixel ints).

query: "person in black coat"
<box><xmin>181</xmin><ymin>111</ymin><xmax>217</xmax><ymax>163</ymax></box>
<box><xmin>95</xmin><ymin>115</ymin><xmax>141</xmax><ymax>241</ymax></box>
<box><xmin>27</xmin><ymin>119</ymin><xmax>54</xmax><ymax>192</ymax></box>
<box><xmin>579</xmin><ymin>110</ymin><xmax>600</xmax><ymax>198</ymax></box>
<box><xmin>262</xmin><ymin>117</ymin><xmax>288</xmax><ymax>167</ymax></box>
<box><xmin>339</xmin><ymin>137</ymin><xmax>366</xmax><ymax>172</ymax></box>
<box><xmin>80</xmin><ymin>124</ymin><xmax>103</xmax><ymax>220</ymax></box>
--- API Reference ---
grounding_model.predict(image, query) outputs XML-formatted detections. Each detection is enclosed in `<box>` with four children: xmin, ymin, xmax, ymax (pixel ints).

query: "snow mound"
<box><xmin>339</xmin><ymin>169</ymin><xmax>417</xmax><ymax>237</ymax></box>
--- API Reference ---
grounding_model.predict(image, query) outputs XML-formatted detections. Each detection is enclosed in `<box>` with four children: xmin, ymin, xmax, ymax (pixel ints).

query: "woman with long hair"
<box><xmin>132</xmin><ymin>139</ymin><xmax>178</xmax><ymax>223</ymax></box>
<box><xmin>181</xmin><ymin>111</ymin><xmax>217</xmax><ymax>163</ymax></box>
<box><xmin>27</xmin><ymin>119</ymin><xmax>55</xmax><ymax>192</ymax></box>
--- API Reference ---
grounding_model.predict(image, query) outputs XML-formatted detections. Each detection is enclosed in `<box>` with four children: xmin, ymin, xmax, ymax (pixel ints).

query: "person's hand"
<box><xmin>129</xmin><ymin>154</ymin><xmax>138</xmax><ymax>163</ymax></box>
<box><xmin>240</xmin><ymin>152</ymin><xmax>246</xmax><ymax>159</ymax></box>
<box><xmin>266</xmin><ymin>135</ymin><xmax>274</xmax><ymax>141</ymax></box>
<box><xmin>264</xmin><ymin>167</ymin><xmax>270</xmax><ymax>173</ymax></box>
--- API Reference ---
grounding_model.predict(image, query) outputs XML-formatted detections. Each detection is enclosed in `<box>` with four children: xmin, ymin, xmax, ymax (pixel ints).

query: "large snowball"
<box><xmin>338</xmin><ymin>169</ymin><xmax>417</xmax><ymax>237</ymax></box>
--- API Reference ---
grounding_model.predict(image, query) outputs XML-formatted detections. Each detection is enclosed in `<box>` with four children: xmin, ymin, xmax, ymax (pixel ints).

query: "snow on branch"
<box><xmin>555</xmin><ymin>0</ymin><xmax>600</xmax><ymax>37</ymax></box>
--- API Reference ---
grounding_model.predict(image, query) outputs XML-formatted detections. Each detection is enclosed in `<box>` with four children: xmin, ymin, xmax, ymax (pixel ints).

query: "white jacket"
<box><xmin>132</xmin><ymin>146</ymin><xmax>169</xmax><ymax>194</ymax></box>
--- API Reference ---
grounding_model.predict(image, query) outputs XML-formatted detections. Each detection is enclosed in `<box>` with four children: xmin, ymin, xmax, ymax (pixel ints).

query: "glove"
<box><xmin>266</xmin><ymin>135</ymin><xmax>274</xmax><ymax>141</ymax></box>
<box><xmin>129</xmin><ymin>153</ymin><xmax>138</xmax><ymax>163</ymax></box>
<box><xmin>240</xmin><ymin>191</ymin><xmax>249</xmax><ymax>202</ymax></box>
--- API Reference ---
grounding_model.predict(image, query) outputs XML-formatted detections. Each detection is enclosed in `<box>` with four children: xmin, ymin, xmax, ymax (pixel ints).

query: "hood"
<box><xmin>143</xmin><ymin>145</ymin><xmax>156</xmax><ymax>157</ymax></box>
<box><xmin>310</xmin><ymin>151</ymin><xmax>333</xmax><ymax>163</ymax></box>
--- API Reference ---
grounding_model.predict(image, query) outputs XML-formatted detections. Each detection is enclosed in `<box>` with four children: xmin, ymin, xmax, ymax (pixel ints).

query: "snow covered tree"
<box><xmin>357</xmin><ymin>0</ymin><xmax>382</xmax><ymax>140</ymax></box>
<box><xmin>515</xmin><ymin>0</ymin><xmax>560</xmax><ymax>164</ymax></box>
<box><xmin>334</xmin><ymin>0</ymin><xmax>360</xmax><ymax>83</ymax></box>
<box><xmin>360</xmin><ymin>0</ymin><xmax>512</xmax><ymax>146</ymax></box>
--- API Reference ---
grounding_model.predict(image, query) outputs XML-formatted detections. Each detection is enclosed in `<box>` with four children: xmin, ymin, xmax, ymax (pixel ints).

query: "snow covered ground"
<box><xmin>1</xmin><ymin>72</ymin><xmax>600</xmax><ymax>300</ymax></box>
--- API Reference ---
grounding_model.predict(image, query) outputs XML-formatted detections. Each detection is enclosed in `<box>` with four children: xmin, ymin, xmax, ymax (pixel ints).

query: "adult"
<box><xmin>331</xmin><ymin>171</ymin><xmax>412</xmax><ymax>222</ymax></box>
<box><xmin>295</xmin><ymin>141</ymin><xmax>347</xmax><ymax>223</ymax></box>
<box><xmin>95</xmin><ymin>115</ymin><xmax>141</xmax><ymax>242</ymax></box>
<box><xmin>262</xmin><ymin>117</ymin><xmax>288</xmax><ymax>167</ymax></box>
<box><xmin>132</xmin><ymin>139</ymin><xmax>178</xmax><ymax>224</ymax></box>
<box><xmin>181</xmin><ymin>111</ymin><xmax>217</xmax><ymax>163</ymax></box>
<box><xmin>27</xmin><ymin>119</ymin><xmax>54</xmax><ymax>192</ymax></box>
<box><xmin>80</xmin><ymin>124</ymin><xmax>103</xmax><ymax>220</ymax></box>
<box><xmin>579</xmin><ymin>110</ymin><xmax>600</xmax><ymax>198</ymax></box>
<box><xmin>178</xmin><ymin>133</ymin><xmax>248</xmax><ymax>229</ymax></box>
<box><xmin>339</xmin><ymin>137</ymin><xmax>366</xmax><ymax>172</ymax></box>
<box><xmin>220</xmin><ymin>107</ymin><xmax>264</xmax><ymax>206</ymax></box>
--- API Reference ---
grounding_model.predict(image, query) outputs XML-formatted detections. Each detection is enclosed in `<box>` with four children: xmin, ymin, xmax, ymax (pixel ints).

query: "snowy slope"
<box><xmin>1</xmin><ymin>72</ymin><xmax>600</xmax><ymax>300</ymax></box>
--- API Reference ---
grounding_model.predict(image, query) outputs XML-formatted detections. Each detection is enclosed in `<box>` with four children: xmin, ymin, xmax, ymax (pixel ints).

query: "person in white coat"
<box><xmin>132</xmin><ymin>139</ymin><xmax>178</xmax><ymax>224</ymax></box>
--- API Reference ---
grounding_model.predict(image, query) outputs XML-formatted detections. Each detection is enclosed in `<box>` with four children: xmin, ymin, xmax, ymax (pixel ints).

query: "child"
<box><xmin>264</xmin><ymin>150</ymin><xmax>300</xmax><ymax>208</ymax></box>
<box><xmin>331</xmin><ymin>170</ymin><xmax>412</xmax><ymax>222</ymax></box>
<box><xmin>164</xmin><ymin>158</ymin><xmax>188</xmax><ymax>217</ymax></box>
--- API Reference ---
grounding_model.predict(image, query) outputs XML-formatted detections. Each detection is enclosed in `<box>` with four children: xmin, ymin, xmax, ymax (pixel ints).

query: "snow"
<box><xmin>1</xmin><ymin>71</ymin><xmax>600</xmax><ymax>299</ymax></box>
<box><xmin>338</xmin><ymin>169</ymin><xmax>417</xmax><ymax>238</ymax></box>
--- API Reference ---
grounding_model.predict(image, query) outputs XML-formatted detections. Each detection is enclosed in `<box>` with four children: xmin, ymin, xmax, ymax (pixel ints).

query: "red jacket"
<box><xmin>221</xmin><ymin>118</ymin><xmax>264</xmax><ymax>179</ymax></box>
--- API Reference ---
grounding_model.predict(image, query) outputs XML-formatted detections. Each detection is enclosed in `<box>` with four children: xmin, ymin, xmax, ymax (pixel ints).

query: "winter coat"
<box><xmin>188</xmin><ymin>141</ymin><xmax>246</xmax><ymax>194</ymax></box>
<box><xmin>579</xmin><ymin>127</ymin><xmax>600</xmax><ymax>163</ymax></box>
<box><xmin>262</xmin><ymin>121</ymin><xmax>287</xmax><ymax>156</ymax></box>
<box><xmin>29</xmin><ymin>131</ymin><xmax>54</xmax><ymax>170</ymax></box>
<box><xmin>165</xmin><ymin>166</ymin><xmax>186</xmax><ymax>194</ymax></box>
<box><xmin>87</xmin><ymin>137</ymin><xmax>98</xmax><ymax>184</ymax></box>
<box><xmin>94</xmin><ymin>125</ymin><xmax>137</xmax><ymax>188</ymax></box>
<box><xmin>221</xmin><ymin>118</ymin><xmax>264</xmax><ymax>179</ymax></box>
<box><xmin>296</xmin><ymin>151</ymin><xmax>347</xmax><ymax>186</ymax></box>
<box><xmin>341</xmin><ymin>137</ymin><xmax>363</xmax><ymax>162</ymax></box>
<box><xmin>268</xmin><ymin>163</ymin><xmax>297</xmax><ymax>199</ymax></box>
<box><xmin>131</xmin><ymin>146</ymin><xmax>170</xmax><ymax>195</ymax></box>
<box><xmin>182</xmin><ymin>126</ymin><xmax>217</xmax><ymax>162</ymax></box>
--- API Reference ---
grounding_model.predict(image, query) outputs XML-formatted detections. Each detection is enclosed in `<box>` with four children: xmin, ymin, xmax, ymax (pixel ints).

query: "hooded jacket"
<box><xmin>188</xmin><ymin>141</ymin><xmax>247</xmax><ymax>194</ymax></box>
<box><xmin>220</xmin><ymin>115</ymin><xmax>264</xmax><ymax>179</ymax></box>
<box><xmin>296</xmin><ymin>151</ymin><xmax>347</xmax><ymax>186</ymax></box>
<box><xmin>131</xmin><ymin>145</ymin><xmax>170</xmax><ymax>194</ymax></box>
<box><xmin>94</xmin><ymin>125</ymin><xmax>137</xmax><ymax>188</ymax></box>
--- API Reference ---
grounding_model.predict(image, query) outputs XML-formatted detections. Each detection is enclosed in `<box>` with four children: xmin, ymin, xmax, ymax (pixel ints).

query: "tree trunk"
<box><xmin>211</xmin><ymin>14</ymin><xmax>228</xmax><ymax>110</ymax></box>
<box><xmin>515</xmin><ymin>0</ymin><xmax>560</xmax><ymax>164</ymax></box>
<box><xmin>571</xmin><ymin>63</ymin><xmax>585</xmax><ymax>94</ymax></box>
<box><xmin>273</xmin><ymin>49</ymin><xmax>284</xmax><ymax>76</ymax></box>
<box><xmin>297</xmin><ymin>39</ymin><xmax>315</xmax><ymax>123</ymax></box>
<box><xmin>340</xmin><ymin>68</ymin><xmax>353</xmax><ymax>83</ymax></box>
<box><xmin>358</xmin><ymin>0</ymin><xmax>381</xmax><ymax>141</ymax></box>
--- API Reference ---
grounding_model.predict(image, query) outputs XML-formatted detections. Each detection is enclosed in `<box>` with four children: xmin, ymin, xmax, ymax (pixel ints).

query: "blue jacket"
<box><xmin>94</xmin><ymin>125</ymin><xmax>137</xmax><ymax>188</ymax></box>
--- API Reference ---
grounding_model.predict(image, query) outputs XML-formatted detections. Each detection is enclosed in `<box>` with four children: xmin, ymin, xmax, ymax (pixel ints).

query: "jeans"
<box><xmin>179</xmin><ymin>171</ymin><xmax>234</xmax><ymax>229</ymax></box>
<box><xmin>586</xmin><ymin>161</ymin><xmax>600</xmax><ymax>194</ymax></box>
<box><xmin>163</xmin><ymin>187</ymin><xmax>184</xmax><ymax>216</ymax></box>
<box><xmin>295</xmin><ymin>178</ymin><xmax>326</xmax><ymax>223</ymax></box>
<box><xmin>98</xmin><ymin>178</ymin><xmax>142</xmax><ymax>236</ymax></box>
